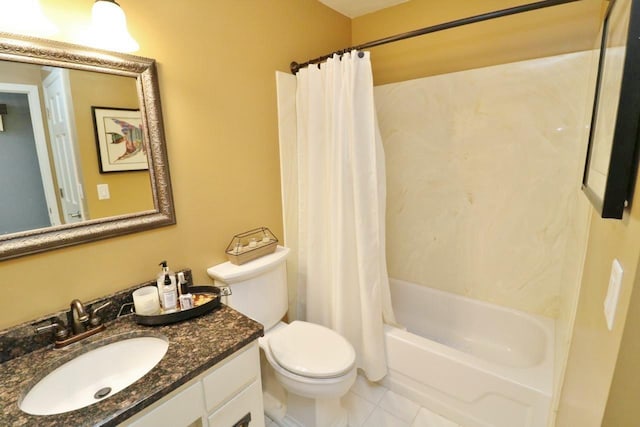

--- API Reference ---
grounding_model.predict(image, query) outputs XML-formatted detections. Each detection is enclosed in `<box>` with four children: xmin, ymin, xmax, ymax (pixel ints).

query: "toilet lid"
<box><xmin>268</xmin><ymin>321</ymin><xmax>356</xmax><ymax>379</ymax></box>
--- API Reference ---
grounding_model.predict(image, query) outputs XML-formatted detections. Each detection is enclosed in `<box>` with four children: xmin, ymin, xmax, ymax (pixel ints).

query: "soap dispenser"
<box><xmin>157</xmin><ymin>261</ymin><xmax>177</xmax><ymax>311</ymax></box>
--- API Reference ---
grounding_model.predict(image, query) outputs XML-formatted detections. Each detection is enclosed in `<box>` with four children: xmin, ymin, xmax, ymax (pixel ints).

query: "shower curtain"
<box><xmin>295</xmin><ymin>51</ymin><xmax>396</xmax><ymax>381</ymax></box>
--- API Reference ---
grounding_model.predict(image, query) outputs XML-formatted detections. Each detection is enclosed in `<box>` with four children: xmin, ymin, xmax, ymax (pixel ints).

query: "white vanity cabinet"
<box><xmin>122</xmin><ymin>341</ymin><xmax>264</xmax><ymax>427</ymax></box>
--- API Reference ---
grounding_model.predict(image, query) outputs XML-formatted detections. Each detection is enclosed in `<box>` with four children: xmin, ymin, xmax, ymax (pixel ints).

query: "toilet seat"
<box><xmin>268</xmin><ymin>321</ymin><xmax>356</xmax><ymax>379</ymax></box>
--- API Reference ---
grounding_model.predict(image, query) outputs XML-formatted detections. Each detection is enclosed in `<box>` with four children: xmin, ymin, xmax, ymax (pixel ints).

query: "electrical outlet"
<box><xmin>97</xmin><ymin>184</ymin><xmax>110</xmax><ymax>200</ymax></box>
<box><xmin>604</xmin><ymin>259</ymin><xmax>623</xmax><ymax>331</ymax></box>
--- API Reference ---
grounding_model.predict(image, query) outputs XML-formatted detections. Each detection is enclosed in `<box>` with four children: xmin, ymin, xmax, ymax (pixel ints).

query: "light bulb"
<box><xmin>86</xmin><ymin>0</ymin><xmax>139</xmax><ymax>53</ymax></box>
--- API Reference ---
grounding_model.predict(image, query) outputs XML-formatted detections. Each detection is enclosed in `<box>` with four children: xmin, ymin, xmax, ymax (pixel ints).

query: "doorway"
<box><xmin>0</xmin><ymin>83</ymin><xmax>60</xmax><ymax>234</ymax></box>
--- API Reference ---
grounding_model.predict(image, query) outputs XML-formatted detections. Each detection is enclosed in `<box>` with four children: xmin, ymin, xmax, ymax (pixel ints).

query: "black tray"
<box><xmin>133</xmin><ymin>286</ymin><xmax>221</xmax><ymax>326</ymax></box>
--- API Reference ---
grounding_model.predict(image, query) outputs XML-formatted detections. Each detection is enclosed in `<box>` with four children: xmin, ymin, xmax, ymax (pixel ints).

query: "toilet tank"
<box><xmin>207</xmin><ymin>246</ymin><xmax>290</xmax><ymax>330</ymax></box>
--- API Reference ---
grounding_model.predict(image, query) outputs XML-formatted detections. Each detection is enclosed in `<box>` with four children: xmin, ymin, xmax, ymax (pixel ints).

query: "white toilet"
<box><xmin>207</xmin><ymin>246</ymin><xmax>356</xmax><ymax>427</ymax></box>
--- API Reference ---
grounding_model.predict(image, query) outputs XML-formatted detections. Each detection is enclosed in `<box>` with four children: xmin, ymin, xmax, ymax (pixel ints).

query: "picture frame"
<box><xmin>92</xmin><ymin>106</ymin><xmax>149</xmax><ymax>173</ymax></box>
<box><xmin>582</xmin><ymin>0</ymin><xmax>640</xmax><ymax>219</ymax></box>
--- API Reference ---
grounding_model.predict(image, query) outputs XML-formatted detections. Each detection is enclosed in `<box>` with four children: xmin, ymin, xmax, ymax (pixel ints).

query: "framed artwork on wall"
<box><xmin>582</xmin><ymin>0</ymin><xmax>640</xmax><ymax>219</ymax></box>
<box><xmin>92</xmin><ymin>106</ymin><xmax>148</xmax><ymax>173</ymax></box>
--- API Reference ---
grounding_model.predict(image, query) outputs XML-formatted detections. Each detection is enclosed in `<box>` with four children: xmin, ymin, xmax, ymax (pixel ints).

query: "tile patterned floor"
<box><xmin>265</xmin><ymin>374</ymin><xmax>461</xmax><ymax>427</ymax></box>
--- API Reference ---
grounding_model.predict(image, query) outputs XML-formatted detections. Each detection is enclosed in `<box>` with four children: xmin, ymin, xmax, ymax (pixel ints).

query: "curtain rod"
<box><xmin>290</xmin><ymin>0</ymin><xmax>581</xmax><ymax>74</ymax></box>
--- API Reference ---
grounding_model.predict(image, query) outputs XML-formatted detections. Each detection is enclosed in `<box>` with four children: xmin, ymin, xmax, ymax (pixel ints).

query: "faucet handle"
<box><xmin>36</xmin><ymin>319</ymin><xmax>69</xmax><ymax>341</ymax></box>
<box><xmin>89</xmin><ymin>301</ymin><xmax>112</xmax><ymax>328</ymax></box>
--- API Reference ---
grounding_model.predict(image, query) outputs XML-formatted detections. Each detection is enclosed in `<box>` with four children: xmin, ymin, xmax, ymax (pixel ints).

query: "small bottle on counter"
<box><xmin>177</xmin><ymin>271</ymin><xmax>194</xmax><ymax>310</ymax></box>
<box><xmin>157</xmin><ymin>260</ymin><xmax>177</xmax><ymax>311</ymax></box>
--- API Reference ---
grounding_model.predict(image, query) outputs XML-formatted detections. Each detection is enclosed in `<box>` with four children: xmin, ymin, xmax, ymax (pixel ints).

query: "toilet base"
<box><xmin>264</xmin><ymin>391</ymin><xmax>286</xmax><ymax>422</ymax></box>
<box><xmin>273</xmin><ymin>393</ymin><xmax>348</xmax><ymax>427</ymax></box>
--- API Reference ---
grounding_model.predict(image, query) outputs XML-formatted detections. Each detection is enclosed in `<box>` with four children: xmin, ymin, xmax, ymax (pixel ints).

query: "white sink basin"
<box><xmin>20</xmin><ymin>335</ymin><xmax>169</xmax><ymax>415</ymax></box>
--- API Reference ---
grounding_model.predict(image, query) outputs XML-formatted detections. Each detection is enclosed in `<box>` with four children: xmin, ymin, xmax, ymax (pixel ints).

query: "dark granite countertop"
<box><xmin>0</xmin><ymin>305</ymin><xmax>263</xmax><ymax>427</ymax></box>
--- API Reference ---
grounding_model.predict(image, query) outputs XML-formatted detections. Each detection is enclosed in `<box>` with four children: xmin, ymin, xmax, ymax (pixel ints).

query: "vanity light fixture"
<box><xmin>86</xmin><ymin>0</ymin><xmax>139</xmax><ymax>53</ymax></box>
<box><xmin>0</xmin><ymin>0</ymin><xmax>58</xmax><ymax>37</ymax></box>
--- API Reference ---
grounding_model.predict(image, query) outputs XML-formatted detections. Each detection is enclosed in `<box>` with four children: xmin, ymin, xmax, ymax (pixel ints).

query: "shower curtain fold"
<box><xmin>295</xmin><ymin>51</ymin><xmax>396</xmax><ymax>381</ymax></box>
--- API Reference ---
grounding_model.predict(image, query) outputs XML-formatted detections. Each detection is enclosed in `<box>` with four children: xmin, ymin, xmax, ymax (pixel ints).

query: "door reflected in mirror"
<box><xmin>0</xmin><ymin>60</ymin><xmax>153</xmax><ymax>236</ymax></box>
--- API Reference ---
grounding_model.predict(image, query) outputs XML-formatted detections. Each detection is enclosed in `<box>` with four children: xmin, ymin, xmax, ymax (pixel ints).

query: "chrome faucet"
<box><xmin>70</xmin><ymin>299</ymin><xmax>89</xmax><ymax>334</ymax></box>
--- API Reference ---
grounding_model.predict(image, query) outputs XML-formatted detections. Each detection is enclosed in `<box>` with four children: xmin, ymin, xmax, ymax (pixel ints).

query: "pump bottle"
<box><xmin>157</xmin><ymin>260</ymin><xmax>177</xmax><ymax>311</ymax></box>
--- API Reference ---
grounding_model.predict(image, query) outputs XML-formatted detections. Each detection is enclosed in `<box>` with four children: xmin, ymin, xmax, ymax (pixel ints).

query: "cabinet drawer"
<box><xmin>207</xmin><ymin>380</ymin><xmax>264</xmax><ymax>427</ymax></box>
<box><xmin>127</xmin><ymin>381</ymin><xmax>204</xmax><ymax>427</ymax></box>
<box><xmin>203</xmin><ymin>342</ymin><xmax>259</xmax><ymax>412</ymax></box>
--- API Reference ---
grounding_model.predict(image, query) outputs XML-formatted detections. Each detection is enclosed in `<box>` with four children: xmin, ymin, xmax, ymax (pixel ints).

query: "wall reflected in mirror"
<box><xmin>0</xmin><ymin>60</ymin><xmax>153</xmax><ymax>235</ymax></box>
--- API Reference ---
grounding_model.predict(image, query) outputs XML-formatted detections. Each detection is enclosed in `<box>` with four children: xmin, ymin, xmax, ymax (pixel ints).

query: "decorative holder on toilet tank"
<box><xmin>225</xmin><ymin>227</ymin><xmax>278</xmax><ymax>265</ymax></box>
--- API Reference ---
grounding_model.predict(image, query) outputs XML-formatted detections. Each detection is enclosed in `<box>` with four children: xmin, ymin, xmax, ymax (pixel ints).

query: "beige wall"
<box><xmin>0</xmin><ymin>61</ymin><xmax>43</xmax><ymax>85</ymax></box>
<box><xmin>553</xmin><ymin>1</ymin><xmax>640</xmax><ymax>423</ymax></box>
<box><xmin>602</xmin><ymin>255</ymin><xmax>640</xmax><ymax>425</ymax></box>
<box><xmin>68</xmin><ymin>70</ymin><xmax>154</xmax><ymax>219</ymax></box>
<box><xmin>352</xmin><ymin>0</ymin><xmax>603</xmax><ymax>85</ymax></box>
<box><xmin>556</xmin><ymin>184</ymin><xmax>640</xmax><ymax>425</ymax></box>
<box><xmin>0</xmin><ymin>0</ymin><xmax>350</xmax><ymax>330</ymax></box>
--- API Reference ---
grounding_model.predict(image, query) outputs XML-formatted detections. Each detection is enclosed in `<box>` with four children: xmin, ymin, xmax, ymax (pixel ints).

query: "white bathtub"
<box><xmin>383</xmin><ymin>278</ymin><xmax>554</xmax><ymax>427</ymax></box>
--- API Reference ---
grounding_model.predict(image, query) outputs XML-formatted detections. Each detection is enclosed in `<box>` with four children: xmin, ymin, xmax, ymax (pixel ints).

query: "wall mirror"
<box><xmin>582</xmin><ymin>0</ymin><xmax>640</xmax><ymax>219</ymax></box>
<box><xmin>0</xmin><ymin>32</ymin><xmax>175</xmax><ymax>260</ymax></box>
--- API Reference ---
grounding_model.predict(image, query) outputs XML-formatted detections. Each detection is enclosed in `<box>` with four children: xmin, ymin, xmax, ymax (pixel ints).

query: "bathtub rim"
<box><xmin>386</xmin><ymin>278</ymin><xmax>555</xmax><ymax>396</ymax></box>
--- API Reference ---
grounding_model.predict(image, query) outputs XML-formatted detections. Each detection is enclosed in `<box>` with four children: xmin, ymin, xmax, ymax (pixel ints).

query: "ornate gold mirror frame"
<box><xmin>0</xmin><ymin>32</ymin><xmax>175</xmax><ymax>260</ymax></box>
